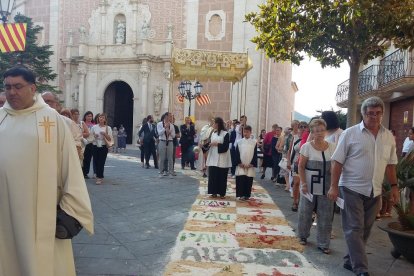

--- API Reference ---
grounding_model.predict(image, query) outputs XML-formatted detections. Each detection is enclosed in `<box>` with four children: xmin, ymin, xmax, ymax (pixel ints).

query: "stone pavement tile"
<box><xmin>75</xmin><ymin>244</ymin><xmax>136</xmax><ymax>259</ymax></box>
<box><xmin>75</xmin><ymin>257</ymin><xmax>147</xmax><ymax>275</ymax></box>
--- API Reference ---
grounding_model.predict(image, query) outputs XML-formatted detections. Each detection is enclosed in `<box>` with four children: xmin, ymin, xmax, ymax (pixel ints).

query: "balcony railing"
<box><xmin>336</xmin><ymin>49</ymin><xmax>414</xmax><ymax>105</ymax></box>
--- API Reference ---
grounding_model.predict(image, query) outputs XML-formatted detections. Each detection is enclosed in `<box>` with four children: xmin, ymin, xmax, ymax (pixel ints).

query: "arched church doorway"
<box><xmin>104</xmin><ymin>81</ymin><xmax>134</xmax><ymax>144</ymax></box>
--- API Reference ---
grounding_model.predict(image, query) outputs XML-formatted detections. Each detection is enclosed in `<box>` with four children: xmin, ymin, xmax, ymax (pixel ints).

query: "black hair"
<box><xmin>142</xmin><ymin>117</ymin><xmax>148</xmax><ymax>124</ymax></box>
<box><xmin>146</xmin><ymin>115</ymin><xmax>153</xmax><ymax>121</ymax></box>
<box><xmin>215</xmin><ymin>117</ymin><xmax>225</xmax><ymax>135</ymax></box>
<box><xmin>160</xmin><ymin>112</ymin><xmax>169</xmax><ymax>122</ymax></box>
<box><xmin>82</xmin><ymin>111</ymin><xmax>94</xmax><ymax>122</ymax></box>
<box><xmin>244</xmin><ymin>125</ymin><xmax>252</xmax><ymax>132</ymax></box>
<box><xmin>321</xmin><ymin>111</ymin><xmax>339</xmax><ymax>130</ymax></box>
<box><xmin>3</xmin><ymin>65</ymin><xmax>36</xmax><ymax>84</ymax></box>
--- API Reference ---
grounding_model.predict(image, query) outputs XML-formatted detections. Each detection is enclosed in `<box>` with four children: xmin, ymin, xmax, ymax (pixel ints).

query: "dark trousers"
<box><xmin>236</xmin><ymin>175</ymin><xmax>253</xmax><ymax>198</ymax></box>
<box><xmin>82</xmin><ymin>143</ymin><xmax>94</xmax><ymax>176</ymax></box>
<box><xmin>140</xmin><ymin>145</ymin><xmax>145</xmax><ymax>163</ymax></box>
<box><xmin>93</xmin><ymin>145</ymin><xmax>108</xmax><ymax>178</ymax></box>
<box><xmin>272</xmin><ymin>153</ymin><xmax>282</xmax><ymax>178</ymax></box>
<box><xmin>181</xmin><ymin>145</ymin><xmax>195</xmax><ymax>168</ymax></box>
<box><xmin>144</xmin><ymin>143</ymin><xmax>158</xmax><ymax>167</ymax></box>
<box><xmin>208</xmin><ymin>166</ymin><xmax>229</xmax><ymax>197</ymax></box>
<box><xmin>340</xmin><ymin>187</ymin><xmax>381</xmax><ymax>274</ymax></box>
<box><xmin>230</xmin><ymin>147</ymin><xmax>237</xmax><ymax>175</ymax></box>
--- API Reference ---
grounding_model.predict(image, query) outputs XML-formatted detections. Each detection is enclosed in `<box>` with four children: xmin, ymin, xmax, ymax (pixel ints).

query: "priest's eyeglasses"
<box><xmin>4</xmin><ymin>83</ymin><xmax>31</xmax><ymax>91</ymax></box>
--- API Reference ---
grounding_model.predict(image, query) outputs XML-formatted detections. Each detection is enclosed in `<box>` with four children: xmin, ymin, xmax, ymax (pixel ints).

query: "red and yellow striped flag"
<box><xmin>196</xmin><ymin>94</ymin><xmax>211</xmax><ymax>106</ymax></box>
<box><xmin>0</xmin><ymin>23</ymin><xmax>27</xmax><ymax>53</ymax></box>
<box><xmin>176</xmin><ymin>94</ymin><xmax>184</xmax><ymax>103</ymax></box>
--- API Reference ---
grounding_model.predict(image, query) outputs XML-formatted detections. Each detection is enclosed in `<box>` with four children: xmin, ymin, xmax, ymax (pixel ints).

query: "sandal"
<box><xmin>318</xmin><ymin>247</ymin><xmax>330</xmax><ymax>254</ymax></box>
<box><xmin>291</xmin><ymin>203</ymin><xmax>298</xmax><ymax>212</ymax></box>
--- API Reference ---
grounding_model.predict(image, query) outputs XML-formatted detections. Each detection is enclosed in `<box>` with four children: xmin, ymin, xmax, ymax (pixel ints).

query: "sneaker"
<box><xmin>231</xmin><ymin>175</ymin><xmax>236</xmax><ymax>179</ymax></box>
<box><xmin>163</xmin><ymin>171</ymin><xmax>168</xmax><ymax>177</ymax></box>
<box><xmin>170</xmin><ymin>172</ymin><xmax>177</xmax><ymax>176</ymax></box>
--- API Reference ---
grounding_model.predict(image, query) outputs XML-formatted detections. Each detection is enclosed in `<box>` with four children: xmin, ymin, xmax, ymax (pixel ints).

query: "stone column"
<box><xmin>77</xmin><ymin>64</ymin><xmax>87</xmax><ymax>115</ymax></box>
<box><xmin>163</xmin><ymin>63</ymin><xmax>171</xmax><ymax>114</ymax></box>
<box><xmin>140</xmin><ymin>61</ymin><xmax>151</xmax><ymax>117</ymax></box>
<box><xmin>64</xmin><ymin>69</ymin><xmax>72</xmax><ymax>107</ymax></box>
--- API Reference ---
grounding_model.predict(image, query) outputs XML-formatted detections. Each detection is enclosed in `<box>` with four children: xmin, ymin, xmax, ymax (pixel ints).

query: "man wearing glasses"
<box><xmin>328</xmin><ymin>96</ymin><xmax>399</xmax><ymax>276</ymax></box>
<box><xmin>0</xmin><ymin>66</ymin><xmax>94</xmax><ymax>275</ymax></box>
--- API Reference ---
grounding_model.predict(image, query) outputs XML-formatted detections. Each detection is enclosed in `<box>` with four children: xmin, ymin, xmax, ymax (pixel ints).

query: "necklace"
<box><xmin>311</xmin><ymin>140</ymin><xmax>328</xmax><ymax>151</ymax></box>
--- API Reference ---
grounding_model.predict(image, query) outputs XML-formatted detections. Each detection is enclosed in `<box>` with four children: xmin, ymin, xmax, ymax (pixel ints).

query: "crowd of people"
<box><xmin>1</xmin><ymin>65</ymin><xmax>412</xmax><ymax>276</ymax></box>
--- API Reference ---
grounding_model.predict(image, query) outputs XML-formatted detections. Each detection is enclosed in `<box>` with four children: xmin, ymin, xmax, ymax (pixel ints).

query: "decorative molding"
<box><xmin>205</xmin><ymin>10</ymin><xmax>226</xmax><ymax>41</ymax></box>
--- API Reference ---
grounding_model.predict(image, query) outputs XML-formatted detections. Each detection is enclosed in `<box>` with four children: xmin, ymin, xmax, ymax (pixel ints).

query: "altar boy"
<box><xmin>235</xmin><ymin>125</ymin><xmax>257</xmax><ymax>200</ymax></box>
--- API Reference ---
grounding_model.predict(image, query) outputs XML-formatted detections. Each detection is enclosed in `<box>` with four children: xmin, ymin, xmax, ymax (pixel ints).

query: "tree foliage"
<box><xmin>246</xmin><ymin>0</ymin><xmax>414</xmax><ymax>127</ymax></box>
<box><xmin>0</xmin><ymin>14</ymin><xmax>58</xmax><ymax>92</ymax></box>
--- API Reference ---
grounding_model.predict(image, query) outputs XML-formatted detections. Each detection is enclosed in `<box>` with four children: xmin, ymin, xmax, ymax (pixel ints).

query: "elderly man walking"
<box><xmin>328</xmin><ymin>96</ymin><xmax>399</xmax><ymax>276</ymax></box>
<box><xmin>0</xmin><ymin>66</ymin><xmax>94</xmax><ymax>276</ymax></box>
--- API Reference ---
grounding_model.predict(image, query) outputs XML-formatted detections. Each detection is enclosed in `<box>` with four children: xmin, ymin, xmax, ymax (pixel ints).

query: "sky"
<box><xmin>292</xmin><ymin>58</ymin><xmax>350</xmax><ymax>118</ymax></box>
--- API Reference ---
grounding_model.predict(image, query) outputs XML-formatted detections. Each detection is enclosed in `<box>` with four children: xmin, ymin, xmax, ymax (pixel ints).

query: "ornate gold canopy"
<box><xmin>171</xmin><ymin>48</ymin><xmax>253</xmax><ymax>83</ymax></box>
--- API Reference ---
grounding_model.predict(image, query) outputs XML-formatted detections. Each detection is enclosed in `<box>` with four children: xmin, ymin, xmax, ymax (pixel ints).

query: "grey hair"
<box><xmin>361</xmin><ymin>96</ymin><xmax>384</xmax><ymax>115</ymax></box>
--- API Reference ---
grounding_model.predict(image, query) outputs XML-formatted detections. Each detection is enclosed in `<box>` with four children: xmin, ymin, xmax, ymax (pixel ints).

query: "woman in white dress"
<box><xmin>206</xmin><ymin>117</ymin><xmax>232</xmax><ymax>198</ymax></box>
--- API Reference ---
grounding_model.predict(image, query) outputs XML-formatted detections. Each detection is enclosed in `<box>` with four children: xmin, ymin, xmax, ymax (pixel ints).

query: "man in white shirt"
<box><xmin>157</xmin><ymin>112</ymin><xmax>176</xmax><ymax>177</ymax></box>
<box><xmin>401</xmin><ymin>127</ymin><xmax>414</xmax><ymax>157</ymax></box>
<box><xmin>328</xmin><ymin>96</ymin><xmax>399</xmax><ymax>276</ymax></box>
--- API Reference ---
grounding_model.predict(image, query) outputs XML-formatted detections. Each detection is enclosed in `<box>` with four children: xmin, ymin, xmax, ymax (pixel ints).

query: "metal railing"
<box><xmin>336</xmin><ymin>49</ymin><xmax>414</xmax><ymax>104</ymax></box>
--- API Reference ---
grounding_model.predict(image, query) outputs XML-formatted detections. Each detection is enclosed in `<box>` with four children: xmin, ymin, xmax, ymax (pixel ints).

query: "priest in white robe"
<box><xmin>0</xmin><ymin>66</ymin><xmax>94</xmax><ymax>276</ymax></box>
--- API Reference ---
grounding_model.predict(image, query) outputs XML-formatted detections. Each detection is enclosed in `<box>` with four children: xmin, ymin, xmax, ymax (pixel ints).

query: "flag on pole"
<box><xmin>0</xmin><ymin>23</ymin><xmax>27</xmax><ymax>53</ymax></box>
<box><xmin>196</xmin><ymin>94</ymin><xmax>211</xmax><ymax>106</ymax></box>
<box><xmin>176</xmin><ymin>94</ymin><xmax>184</xmax><ymax>103</ymax></box>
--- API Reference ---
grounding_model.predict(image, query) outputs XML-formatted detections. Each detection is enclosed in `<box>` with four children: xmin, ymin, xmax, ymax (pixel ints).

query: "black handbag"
<box><xmin>56</xmin><ymin>206</ymin><xmax>83</xmax><ymax>239</ymax></box>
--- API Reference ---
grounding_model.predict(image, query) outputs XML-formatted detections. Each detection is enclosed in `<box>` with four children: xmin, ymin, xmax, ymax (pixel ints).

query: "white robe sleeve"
<box><xmin>57</xmin><ymin>116</ymin><xmax>94</xmax><ymax>234</ymax></box>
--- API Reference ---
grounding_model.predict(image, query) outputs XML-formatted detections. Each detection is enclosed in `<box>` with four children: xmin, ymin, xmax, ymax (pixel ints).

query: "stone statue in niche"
<box><xmin>153</xmin><ymin>86</ymin><xmax>163</xmax><ymax>116</ymax></box>
<box><xmin>115</xmin><ymin>20</ymin><xmax>126</xmax><ymax>44</ymax></box>
<box><xmin>141</xmin><ymin>19</ymin><xmax>150</xmax><ymax>39</ymax></box>
<box><xmin>79</xmin><ymin>25</ymin><xmax>87</xmax><ymax>43</ymax></box>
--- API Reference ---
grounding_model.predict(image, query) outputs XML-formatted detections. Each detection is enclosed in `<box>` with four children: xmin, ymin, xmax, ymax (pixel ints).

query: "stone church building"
<box><xmin>12</xmin><ymin>0</ymin><xmax>296</xmax><ymax>142</ymax></box>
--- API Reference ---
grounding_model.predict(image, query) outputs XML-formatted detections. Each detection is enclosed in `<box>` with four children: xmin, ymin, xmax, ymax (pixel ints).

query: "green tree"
<box><xmin>0</xmin><ymin>14</ymin><xmax>58</xmax><ymax>92</ymax></box>
<box><xmin>246</xmin><ymin>0</ymin><xmax>414</xmax><ymax>127</ymax></box>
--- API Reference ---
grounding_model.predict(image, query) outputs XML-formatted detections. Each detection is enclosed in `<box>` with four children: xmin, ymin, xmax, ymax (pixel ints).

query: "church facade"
<box><xmin>12</xmin><ymin>0</ymin><xmax>297</xmax><ymax>141</ymax></box>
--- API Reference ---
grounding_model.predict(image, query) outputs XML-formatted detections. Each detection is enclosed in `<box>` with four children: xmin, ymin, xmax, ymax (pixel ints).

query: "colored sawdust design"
<box><xmin>184</xmin><ymin>220</ymin><xmax>235</xmax><ymax>233</ymax></box>
<box><xmin>191</xmin><ymin>205</ymin><xmax>237</xmax><ymax>214</ymax></box>
<box><xmin>236</xmin><ymin>233</ymin><xmax>304</xmax><ymax>252</ymax></box>
<box><xmin>236</xmin><ymin>199</ymin><xmax>278</xmax><ymax>210</ymax></box>
<box><xmin>196</xmin><ymin>195</ymin><xmax>236</xmax><ymax>201</ymax></box>
<box><xmin>164</xmin><ymin>260</ymin><xmax>244</xmax><ymax>275</ymax></box>
<box><xmin>237</xmin><ymin>214</ymin><xmax>289</xmax><ymax>225</ymax></box>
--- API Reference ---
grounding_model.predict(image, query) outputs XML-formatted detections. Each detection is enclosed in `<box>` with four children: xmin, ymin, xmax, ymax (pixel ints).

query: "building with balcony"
<box><xmin>336</xmin><ymin>46</ymin><xmax>414</xmax><ymax>155</ymax></box>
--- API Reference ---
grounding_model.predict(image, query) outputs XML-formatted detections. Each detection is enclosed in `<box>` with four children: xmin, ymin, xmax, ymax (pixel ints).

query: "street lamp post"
<box><xmin>0</xmin><ymin>0</ymin><xmax>15</xmax><ymax>23</ymax></box>
<box><xmin>178</xmin><ymin>80</ymin><xmax>203</xmax><ymax>117</ymax></box>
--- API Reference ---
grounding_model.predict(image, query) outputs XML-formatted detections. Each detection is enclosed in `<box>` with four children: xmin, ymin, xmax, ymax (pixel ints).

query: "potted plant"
<box><xmin>378</xmin><ymin>150</ymin><xmax>414</xmax><ymax>263</ymax></box>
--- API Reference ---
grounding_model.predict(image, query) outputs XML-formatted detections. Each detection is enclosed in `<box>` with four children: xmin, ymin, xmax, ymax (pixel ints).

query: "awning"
<box><xmin>171</xmin><ymin>47</ymin><xmax>253</xmax><ymax>83</ymax></box>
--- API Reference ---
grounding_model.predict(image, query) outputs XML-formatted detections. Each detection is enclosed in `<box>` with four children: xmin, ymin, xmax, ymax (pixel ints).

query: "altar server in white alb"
<box><xmin>0</xmin><ymin>66</ymin><xmax>94</xmax><ymax>276</ymax></box>
<box><xmin>206</xmin><ymin>117</ymin><xmax>232</xmax><ymax>198</ymax></box>
<box><xmin>235</xmin><ymin>125</ymin><xmax>257</xmax><ymax>200</ymax></box>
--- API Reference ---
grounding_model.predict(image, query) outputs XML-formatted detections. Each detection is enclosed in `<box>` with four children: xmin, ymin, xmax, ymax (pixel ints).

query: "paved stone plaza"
<box><xmin>73</xmin><ymin>147</ymin><xmax>414</xmax><ymax>276</ymax></box>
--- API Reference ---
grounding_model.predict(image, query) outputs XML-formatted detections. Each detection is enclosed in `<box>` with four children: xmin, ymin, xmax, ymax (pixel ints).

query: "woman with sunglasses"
<box><xmin>287</xmin><ymin>121</ymin><xmax>308</xmax><ymax>211</ymax></box>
